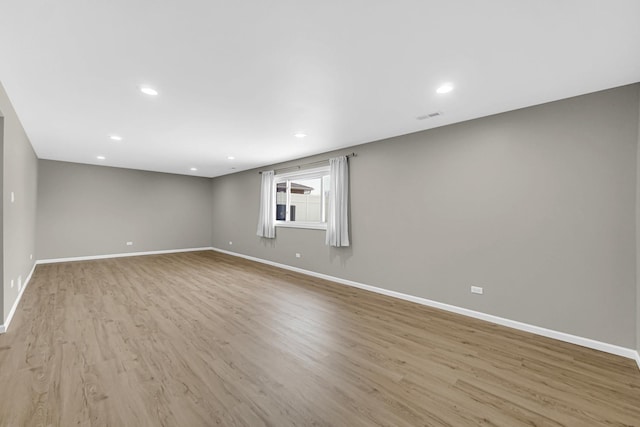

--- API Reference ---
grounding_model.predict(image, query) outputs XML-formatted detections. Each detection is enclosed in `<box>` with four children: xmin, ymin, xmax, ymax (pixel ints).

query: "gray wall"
<box><xmin>0</xmin><ymin>83</ymin><xmax>39</xmax><ymax>324</ymax></box>
<box><xmin>212</xmin><ymin>84</ymin><xmax>640</xmax><ymax>349</ymax></box>
<box><xmin>0</xmin><ymin>116</ymin><xmax>3</xmax><ymax>321</ymax></box>
<box><xmin>37</xmin><ymin>160</ymin><xmax>212</xmax><ymax>260</ymax></box>
<box><xmin>637</xmin><ymin>100</ymin><xmax>640</xmax><ymax>356</ymax></box>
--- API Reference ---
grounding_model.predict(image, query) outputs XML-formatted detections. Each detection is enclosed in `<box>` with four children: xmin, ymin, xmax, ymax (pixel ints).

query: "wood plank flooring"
<box><xmin>0</xmin><ymin>250</ymin><xmax>639</xmax><ymax>426</ymax></box>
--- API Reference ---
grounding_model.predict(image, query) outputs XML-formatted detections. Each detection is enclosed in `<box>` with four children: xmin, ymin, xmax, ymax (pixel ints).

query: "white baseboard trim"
<box><xmin>37</xmin><ymin>247</ymin><xmax>215</xmax><ymax>265</ymax></box>
<box><xmin>8</xmin><ymin>246</ymin><xmax>638</xmax><ymax>367</ymax></box>
<box><xmin>211</xmin><ymin>247</ymin><xmax>638</xmax><ymax>362</ymax></box>
<box><xmin>0</xmin><ymin>262</ymin><xmax>37</xmax><ymax>334</ymax></box>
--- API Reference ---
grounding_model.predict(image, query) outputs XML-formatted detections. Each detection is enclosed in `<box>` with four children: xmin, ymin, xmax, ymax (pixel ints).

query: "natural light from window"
<box><xmin>274</xmin><ymin>167</ymin><xmax>329</xmax><ymax>230</ymax></box>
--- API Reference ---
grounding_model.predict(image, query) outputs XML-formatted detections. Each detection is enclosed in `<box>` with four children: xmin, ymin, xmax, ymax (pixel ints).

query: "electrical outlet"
<box><xmin>11</xmin><ymin>279</ymin><xmax>14</xmax><ymax>289</ymax></box>
<box><xmin>11</xmin><ymin>192</ymin><xmax>15</xmax><ymax>203</ymax></box>
<box><xmin>471</xmin><ymin>286</ymin><xmax>483</xmax><ymax>295</ymax></box>
<box><xmin>229</xmin><ymin>241</ymin><xmax>233</xmax><ymax>245</ymax></box>
<box><xmin>295</xmin><ymin>253</ymin><xmax>301</xmax><ymax>258</ymax></box>
<box><xmin>126</xmin><ymin>241</ymin><xmax>133</xmax><ymax>246</ymax></box>
<box><xmin>30</xmin><ymin>254</ymin><xmax>33</xmax><ymax>260</ymax></box>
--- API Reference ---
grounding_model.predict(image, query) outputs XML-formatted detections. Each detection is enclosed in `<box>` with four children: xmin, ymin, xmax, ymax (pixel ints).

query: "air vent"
<box><xmin>416</xmin><ymin>111</ymin><xmax>443</xmax><ymax>120</ymax></box>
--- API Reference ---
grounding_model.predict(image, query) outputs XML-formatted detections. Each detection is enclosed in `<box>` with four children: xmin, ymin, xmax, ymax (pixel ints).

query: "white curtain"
<box><xmin>326</xmin><ymin>156</ymin><xmax>350</xmax><ymax>247</ymax></box>
<box><xmin>256</xmin><ymin>170</ymin><xmax>276</xmax><ymax>238</ymax></box>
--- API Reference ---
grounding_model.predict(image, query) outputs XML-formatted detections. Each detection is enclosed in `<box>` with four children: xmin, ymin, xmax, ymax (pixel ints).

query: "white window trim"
<box><xmin>274</xmin><ymin>166</ymin><xmax>329</xmax><ymax>230</ymax></box>
<box><xmin>274</xmin><ymin>166</ymin><xmax>328</xmax><ymax>180</ymax></box>
<box><xmin>275</xmin><ymin>221</ymin><xmax>327</xmax><ymax>230</ymax></box>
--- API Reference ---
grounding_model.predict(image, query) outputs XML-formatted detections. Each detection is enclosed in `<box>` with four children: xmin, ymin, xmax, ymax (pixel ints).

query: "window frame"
<box><xmin>274</xmin><ymin>166</ymin><xmax>329</xmax><ymax>230</ymax></box>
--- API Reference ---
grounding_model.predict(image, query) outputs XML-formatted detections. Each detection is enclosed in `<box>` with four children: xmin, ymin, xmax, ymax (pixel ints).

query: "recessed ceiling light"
<box><xmin>436</xmin><ymin>83</ymin><xmax>454</xmax><ymax>94</ymax></box>
<box><xmin>227</xmin><ymin>156</ymin><xmax>235</xmax><ymax>160</ymax></box>
<box><xmin>110</xmin><ymin>135</ymin><xmax>122</xmax><ymax>141</ymax></box>
<box><xmin>96</xmin><ymin>155</ymin><xmax>106</xmax><ymax>160</ymax></box>
<box><xmin>140</xmin><ymin>86</ymin><xmax>158</xmax><ymax>96</ymax></box>
<box><xmin>190</xmin><ymin>167</ymin><xmax>198</xmax><ymax>171</ymax></box>
<box><xmin>294</xmin><ymin>133</ymin><xmax>307</xmax><ymax>138</ymax></box>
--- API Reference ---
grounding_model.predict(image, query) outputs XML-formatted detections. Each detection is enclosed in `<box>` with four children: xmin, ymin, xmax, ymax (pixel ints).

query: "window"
<box><xmin>274</xmin><ymin>166</ymin><xmax>330</xmax><ymax>229</ymax></box>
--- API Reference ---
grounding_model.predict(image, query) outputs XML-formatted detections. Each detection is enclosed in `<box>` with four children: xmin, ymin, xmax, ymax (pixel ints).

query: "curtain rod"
<box><xmin>259</xmin><ymin>152</ymin><xmax>357</xmax><ymax>174</ymax></box>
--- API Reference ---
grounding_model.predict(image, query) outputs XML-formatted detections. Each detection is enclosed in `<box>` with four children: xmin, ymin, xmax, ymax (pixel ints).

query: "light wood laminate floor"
<box><xmin>0</xmin><ymin>251</ymin><xmax>639</xmax><ymax>426</ymax></box>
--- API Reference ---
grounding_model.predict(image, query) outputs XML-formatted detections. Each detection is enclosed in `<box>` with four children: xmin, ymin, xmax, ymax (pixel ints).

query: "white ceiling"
<box><xmin>1</xmin><ymin>1</ymin><xmax>639</xmax><ymax>178</ymax></box>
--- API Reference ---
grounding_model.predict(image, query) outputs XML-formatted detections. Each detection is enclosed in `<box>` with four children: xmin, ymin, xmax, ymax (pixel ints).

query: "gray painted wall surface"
<box><xmin>212</xmin><ymin>84</ymin><xmax>640</xmax><ymax>348</ymax></box>
<box><xmin>637</xmin><ymin>98</ymin><xmax>640</xmax><ymax>355</ymax></box>
<box><xmin>1</xmin><ymin>83</ymin><xmax>38</xmax><ymax>323</ymax></box>
<box><xmin>0</xmin><ymin>116</ymin><xmax>3</xmax><ymax>321</ymax></box>
<box><xmin>37</xmin><ymin>160</ymin><xmax>213</xmax><ymax>260</ymax></box>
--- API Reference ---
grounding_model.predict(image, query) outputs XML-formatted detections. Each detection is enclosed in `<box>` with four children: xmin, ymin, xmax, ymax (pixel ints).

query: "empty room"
<box><xmin>1</xmin><ymin>1</ymin><xmax>640</xmax><ymax>426</ymax></box>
